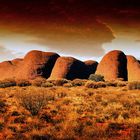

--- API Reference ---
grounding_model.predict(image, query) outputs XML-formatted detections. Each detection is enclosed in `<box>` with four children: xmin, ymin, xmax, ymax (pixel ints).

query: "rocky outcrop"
<box><xmin>127</xmin><ymin>55</ymin><xmax>140</xmax><ymax>81</ymax></box>
<box><xmin>17</xmin><ymin>50</ymin><xmax>60</xmax><ymax>80</ymax></box>
<box><xmin>96</xmin><ymin>50</ymin><xmax>128</xmax><ymax>81</ymax></box>
<box><xmin>49</xmin><ymin>57</ymin><xmax>89</xmax><ymax>80</ymax></box>
<box><xmin>0</xmin><ymin>50</ymin><xmax>60</xmax><ymax>80</ymax></box>
<box><xmin>2</xmin><ymin>49</ymin><xmax>140</xmax><ymax>82</ymax></box>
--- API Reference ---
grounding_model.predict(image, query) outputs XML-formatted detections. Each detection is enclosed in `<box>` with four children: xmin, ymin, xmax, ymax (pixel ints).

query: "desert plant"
<box><xmin>0</xmin><ymin>122</ymin><xmax>4</xmax><ymax>131</ymax></box>
<box><xmin>0</xmin><ymin>100</ymin><xmax>6</xmax><ymax>113</ymax></box>
<box><xmin>19</xmin><ymin>91</ymin><xmax>48</xmax><ymax>116</ymax></box>
<box><xmin>63</xmin><ymin>83</ymin><xmax>73</xmax><ymax>87</ymax></box>
<box><xmin>31</xmin><ymin>77</ymin><xmax>46</xmax><ymax>87</ymax></box>
<box><xmin>88</xmin><ymin>74</ymin><xmax>105</xmax><ymax>82</ymax></box>
<box><xmin>71</xmin><ymin>79</ymin><xmax>87</xmax><ymax>86</ymax></box>
<box><xmin>16</xmin><ymin>79</ymin><xmax>31</xmax><ymax>87</ymax></box>
<box><xmin>85</xmin><ymin>81</ymin><xmax>106</xmax><ymax>89</ymax></box>
<box><xmin>41</xmin><ymin>82</ymin><xmax>54</xmax><ymax>87</ymax></box>
<box><xmin>0</xmin><ymin>79</ymin><xmax>16</xmax><ymax>88</ymax></box>
<box><xmin>31</xmin><ymin>134</ymin><xmax>53</xmax><ymax>140</ymax></box>
<box><xmin>106</xmin><ymin>82</ymin><xmax>117</xmax><ymax>87</ymax></box>
<box><xmin>117</xmin><ymin>81</ymin><xmax>127</xmax><ymax>87</ymax></box>
<box><xmin>128</xmin><ymin>82</ymin><xmax>140</xmax><ymax>90</ymax></box>
<box><xmin>0</xmin><ymin>100</ymin><xmax>5</xmax><ymax>108</ymax></box>
<box><xmin>48</xmin><ymin>79</ymin><xmax>69</xmax><ymax>86</ymax></box>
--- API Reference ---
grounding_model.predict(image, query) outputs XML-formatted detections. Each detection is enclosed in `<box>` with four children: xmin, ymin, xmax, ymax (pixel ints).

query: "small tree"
<box><xmin>88</xmin><ymin>74</ymin><xmax>105</xmax><ymax>82</ymax></box>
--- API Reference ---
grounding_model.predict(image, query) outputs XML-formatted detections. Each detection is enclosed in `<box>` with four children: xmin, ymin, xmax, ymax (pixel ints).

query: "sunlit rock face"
<box><xmin>96</xmin><ymin>50</ymin><xmax>128</xmax><ymax>81</ymax></box>
<box><xmin>17</xmin><ymin>50</ymin><xmax>60</xmax><ymax>80</ymax></box>
<box><xmin>0</xmin><ymin>50</ymin><xmax>60</xmax><ymax>80</ymax></box>
<box><xmin>127</xmin><ymin>55</ymin><xmax>140</xmax><ymax>81</ymax></box>
<box><xmin>0</xmin><ymin>60</ymin><xmax>20</xmax><ymax>80</ymax></box>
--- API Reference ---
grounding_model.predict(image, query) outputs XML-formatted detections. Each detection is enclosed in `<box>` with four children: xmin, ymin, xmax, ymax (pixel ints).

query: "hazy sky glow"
<box><xmin>0</xmin><ymin>0</ymin><xmax>140</xmax><ymax>62</ymax></box>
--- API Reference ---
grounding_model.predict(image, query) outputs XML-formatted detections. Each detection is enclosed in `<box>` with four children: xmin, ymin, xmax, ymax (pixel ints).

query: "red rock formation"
<box><xmin>3</xmin><ymin>50</ymin><xmax>140</xmax><ymax>82</ymax></box>
<box><xmin>0</xmin><ymin>50</ymin><xmax>59</xmax><ymax>80</ymax></box>
<box><xmin>49</xmin><ymin>57</ymin><xmax>88</xmax><ymax>80</ymax></box>
<box><xmin>11</xmin><ymin>58</ymin><xmax>23</xmax><ymax>65</ymax></box>
<box><xmin>96</xmin><ymin>50</ymin><xmax>127</xmax><ymax>81</ymax></box>
<box><xmin>84</xmin><ymin>60</ymin><xmax>98</xmax><ymax>76</ymax></box>
<box><xmin>127</xmin><ymin>55</ymin><xmax>140</xmax><ymax>81</ymax></box>
<box><xmin>0</xmin><ymin>61</ymin><xmax>16</xmax><ymax>80</ymax></box>
<box><xmin>0</xmin><ymin>58</ymin><xmax>23</xmax><ymax>80</ymax></box>
<box><xmin>17</xmin><ymin>50</ymin><xmax>60</xmax><ymax>80</ymax></box>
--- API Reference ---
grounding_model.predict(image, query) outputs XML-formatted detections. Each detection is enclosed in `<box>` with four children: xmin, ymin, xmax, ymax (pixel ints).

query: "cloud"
<box><xmin>0</xmin><ymin>5</ymin><xmax>139</xmax><ymax>62</ymax></box>
<box><xmin>25</xmin><ymin>19</ymin><xmax>115</xmax><ymax>59</ymax></box>
<box><xmin>135</xmin><ymin>40</ymin><xmax>140</xmax><ymax>42</ymax></box>
<box><xmin>0</xmin><ymin>46</ymin><xmax>15</xmax><ymax>62</ymax></box>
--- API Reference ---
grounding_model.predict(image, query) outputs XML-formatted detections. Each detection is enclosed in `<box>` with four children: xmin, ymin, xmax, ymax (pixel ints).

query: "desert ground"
<box><xmin>0</xmin><ymin>78</ymin><xmax>140</xmax><ymax>140</ymax></box>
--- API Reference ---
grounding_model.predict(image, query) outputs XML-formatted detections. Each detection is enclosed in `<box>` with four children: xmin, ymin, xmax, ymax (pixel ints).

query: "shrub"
<box><xmin>0</xmin><ymin>79</ymin><xmax>16</xmax><ymax>88</ymax></box>
<box><xmin>85</xmin><ymin>81</ymin><xmax>106</xmax><ymax>89</ymax></box>
<box><xmin>71</xmin><ymin>79</ymin><xmax>87</xmax><ymax>86</ymax></box>
<box><xmin>16</xmin><ymin>79</ymin><xmax>31</xmax><ymax>87</ymax></box>
<box><xmin>63</xmin><ymin>83</ymin><xmax>73</xmax><ymax>87</ymax></box>
<box><xmin>0</xmin><ymin>100</ymin><xmax>6</xmax><ymax>108</ymax></box>
<box><xmin>14</xmin><ymin>116</ymin><xmax>25</xmax><ymax>124</ymax></box>
<box><xmin>31</xmin><ymin>78</ymin><xmax>46</xmax><ymax>87</ymax></box>
<box><xmin>41</xmin><ymin>82</ymin><xmax>54</xmax><ymax>87</ymax></box>
<box><xmin>117</xmin><ymin>81</ymin><xmax>127</xmax><ymax>87</ymax></box>
<box><xmin>48</xmin><ymin>79</ymin><xmax>69</xmax><ymax>86</ymax></box>
<box><xmin>128</xmin><ymin>82</ymin><xmax>140</xmax><ymax>90</ymax></box>
<box><xmin>40</xmin><ymin>113</ymin><xmax>53</xmax><ymax>123</ymax></box>
<box><xmin>88</xmin><ymin>74</ymin><xmax>105</xmax><ymax>82</ymax></box>
<box><xmin>0</xmin><ymin>100</ymin><xmax>6</xmax><ymax>113</ymax></box>
<box><xmin>0</xmin><ymin>122</ymin><xmax>4</xmax><ymax>131</ymax></box>
<box><xmin>19</xmin><ymin>91</ymin><xmax>48</xmax><ymax>116</ymax></box>
<box><xmin>106</xmin><ymin>82</ymin><xmax>117</xmax><ymax>87</ymax></box>
<box><xmin>31</xmin><ymin>134</ymin><xmax>53</xmax><ymax>140</ymax></box>
<box><xmin>11</xmin><ymin>111</ymin><xmax>21</xmax><ymax>116</ymax></box>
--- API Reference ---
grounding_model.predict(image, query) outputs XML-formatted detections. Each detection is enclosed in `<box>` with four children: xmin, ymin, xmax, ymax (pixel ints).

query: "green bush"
<box><xmin>88</xmin><ymin>74</ymin><xmax>105</xmax><ymax>82</ymax></box>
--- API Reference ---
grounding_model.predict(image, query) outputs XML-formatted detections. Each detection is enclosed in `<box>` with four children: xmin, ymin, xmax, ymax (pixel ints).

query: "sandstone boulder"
<box><xmin>96</xmin><ymin>50</ymin><xmax>127</xmax><ymax>81</ymax></box>
<box><xmin>49</xmin><ymin>57</ymin><xmax>88</xmax><ymax>80</ymax></box>
<box><xmin>127</xmin><ymin>55</ymin><xmax>140</xmax><ymax>81</ymax></box>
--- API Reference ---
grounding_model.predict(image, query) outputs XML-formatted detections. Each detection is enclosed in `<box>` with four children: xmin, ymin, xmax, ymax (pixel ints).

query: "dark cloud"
<box><xmin>23</xmin><ymin>19</ymin><xmax>115</xmax><ymax>58</ymax></box>
<box><xmin>0</xmin><ymin>0</ymin><xmax>139</xmax><ymax>61</ymax></box>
